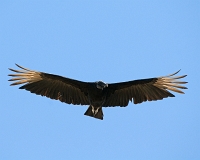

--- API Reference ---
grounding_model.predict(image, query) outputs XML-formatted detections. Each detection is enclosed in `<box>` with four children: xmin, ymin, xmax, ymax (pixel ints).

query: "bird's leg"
<box><xmin>91</xmin><ymin>106</ymin><xmax>100</xmax><ymax>116</ymax></box>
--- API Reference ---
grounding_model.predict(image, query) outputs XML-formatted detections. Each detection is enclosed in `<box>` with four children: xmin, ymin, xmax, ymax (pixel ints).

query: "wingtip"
<box><xmin>15</xmin><ymin>63</ymin><xmax>23</xmax><ymax>69</ymax></box>
<box><xmin>13</xmin><ymin>63</ymin><xmax>19</xmax><ymax>68</ymax></box>
<box><xmin>12</xmin><ymin>63</ymin><xmax>32</xmax><ymax>71</ymax></box>
<box><xmin>8</xmin><ymin>63</ymin><xmax>20</xmax><ymax>71</ymax></box>
<box><xmin>170</xmin><ymin>69</ymin><xmax>181</xmax><ymax>76</ymax></box>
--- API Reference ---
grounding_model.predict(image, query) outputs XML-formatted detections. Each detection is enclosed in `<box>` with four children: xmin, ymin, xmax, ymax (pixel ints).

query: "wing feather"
<box><xmin>8</xmin><ymin>64</ymin><xmax>90</xmax><ymax>105</ymax></box>
<box><xmin>104</xmin><ymin>70</ymin><xmax>187</xmax><ymax>107</ymax></box>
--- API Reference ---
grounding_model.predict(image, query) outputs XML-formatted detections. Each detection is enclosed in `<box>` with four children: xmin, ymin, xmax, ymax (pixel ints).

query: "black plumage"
<box><xmin>8</xmin><ymin>64</ymin><xmax>187</xmax><ymax>120</ymax></box>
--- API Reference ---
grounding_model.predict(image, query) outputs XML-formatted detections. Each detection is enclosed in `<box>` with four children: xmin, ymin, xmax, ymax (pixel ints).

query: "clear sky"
<box><xmin>1</xmin><ymin>1</ymin><xmax>199</xmax><ymax>160</ymax></box>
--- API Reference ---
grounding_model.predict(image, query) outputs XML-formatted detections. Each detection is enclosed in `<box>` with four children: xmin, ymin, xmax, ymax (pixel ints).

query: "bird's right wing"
<box><xmin>103</xmin><ymin>70</ymin><xmax>187</xmax><ymax>107</ymax></box>
<box><xmin>8</xmin><ymin>64</ymin><xmax>90</xmax><ymax>105</ymax></box>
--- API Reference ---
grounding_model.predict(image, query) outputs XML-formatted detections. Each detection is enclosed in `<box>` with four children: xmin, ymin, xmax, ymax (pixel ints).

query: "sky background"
<box><xmin>1</xmin><ymin>1</ymin><xmax>199</xmax><ymax>160</ymax></box>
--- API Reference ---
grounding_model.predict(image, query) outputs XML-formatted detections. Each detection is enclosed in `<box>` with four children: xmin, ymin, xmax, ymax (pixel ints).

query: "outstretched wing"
<box><xmin>8</xmin><ymin>64</ymin><xmax>90</xmax><ymax>105</ymax></box>
<box><xmin>104</xmin><ymin>70</ymin><xmax>187</xmax><ymax>107</ymax></box>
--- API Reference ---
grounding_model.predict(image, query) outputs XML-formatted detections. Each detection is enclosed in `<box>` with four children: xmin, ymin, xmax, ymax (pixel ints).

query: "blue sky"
<box><xmin>1</xmin><ymin>1</ymin><xmax>199</xmax><ymax>160</ymax></box>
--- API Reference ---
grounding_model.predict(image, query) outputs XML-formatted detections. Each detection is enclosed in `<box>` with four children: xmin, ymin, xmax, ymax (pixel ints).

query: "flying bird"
<box><xmin>8</xmin><ymin>64</ymin><xmax>187</xmax><ymax>120</ymax></box>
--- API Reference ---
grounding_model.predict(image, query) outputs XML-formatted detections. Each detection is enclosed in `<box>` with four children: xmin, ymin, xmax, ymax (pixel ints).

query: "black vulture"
<box><xmin>8</xmin><ymin>64</ymin><xmax>187</xmax><ymax>120</ymax></box>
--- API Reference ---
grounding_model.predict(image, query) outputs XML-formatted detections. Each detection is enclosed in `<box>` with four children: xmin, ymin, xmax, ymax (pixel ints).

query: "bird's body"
<box><xmin>83</xmin><ymin>82</ymin><xmax>108</xmax><ymax>119</ymax></box>
<box><xmin>8</xmin><ymin>64</ymin><xmax>187</xmax><ymax>120</ymax></box>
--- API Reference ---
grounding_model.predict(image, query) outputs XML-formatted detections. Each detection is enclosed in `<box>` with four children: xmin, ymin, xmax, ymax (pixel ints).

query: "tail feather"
<box><xmin>84</xmin><ymin>105</ymin><xmax>103</xmax><ymax>120</ymax></box>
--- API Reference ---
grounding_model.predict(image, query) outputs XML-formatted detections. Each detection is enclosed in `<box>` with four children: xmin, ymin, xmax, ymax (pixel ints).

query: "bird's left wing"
<box><xmin>8</xmin><ymin>64</ymin><xmax>90</xmax><ymax>105</ymax></box>
<box><xmin>103</xmin><ymin>70</ymin><xmax>187</xmax><ymax>107</ymax></box>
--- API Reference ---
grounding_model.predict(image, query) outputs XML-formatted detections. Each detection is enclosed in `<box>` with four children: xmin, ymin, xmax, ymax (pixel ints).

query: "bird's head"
<box><xmin>96</xmin><ymin>81</ymin><xmax>108</xmax><ymax>90</ymax></box>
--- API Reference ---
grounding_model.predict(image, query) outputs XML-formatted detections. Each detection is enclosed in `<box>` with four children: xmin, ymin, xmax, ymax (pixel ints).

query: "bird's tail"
<box><xmin>84</xmin><ymin>105</ymin><xmax>103</xmax><ymax>120</ymax></box>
